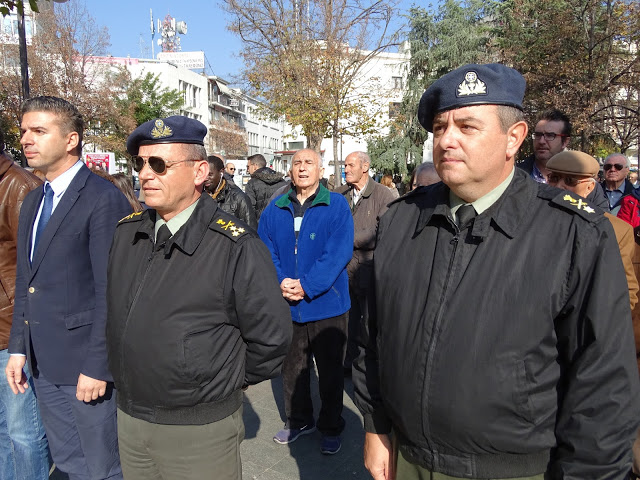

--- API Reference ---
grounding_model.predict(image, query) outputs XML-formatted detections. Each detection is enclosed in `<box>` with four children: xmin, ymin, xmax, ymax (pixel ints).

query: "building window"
<box><xmin>392</xmin><ymin>76</ymin><xmax>403</xmax><ymax>90</ymax></box>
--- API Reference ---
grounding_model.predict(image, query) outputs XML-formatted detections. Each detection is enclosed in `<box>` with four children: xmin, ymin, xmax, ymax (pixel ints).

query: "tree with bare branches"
<box><xmin>223</xmin><ymin>0</ymin><xmax>399</xmax><ymax>183</ymax></box>
<box><xmin>0</xmin><ymin>0</ymin><xmax>114</xmax><ymax>153</ymax></box>
<box><xmin>208</xmin><ymin>119</ymin><xmax>248</xmax><ymax>159</ymax></box>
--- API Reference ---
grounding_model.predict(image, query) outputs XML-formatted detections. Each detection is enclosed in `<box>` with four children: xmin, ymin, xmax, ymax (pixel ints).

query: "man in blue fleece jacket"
<box><xmin>258</xmin><ymin>148</ymin><xmax>354</xmax><ymax>455</ymax></box>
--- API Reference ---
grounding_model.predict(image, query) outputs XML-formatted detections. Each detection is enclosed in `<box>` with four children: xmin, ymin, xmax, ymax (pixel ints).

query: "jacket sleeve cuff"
<box><xmin>363</xmin><ymin>411</ymin><xmax>393</xmax><ymax>434</ymax></box>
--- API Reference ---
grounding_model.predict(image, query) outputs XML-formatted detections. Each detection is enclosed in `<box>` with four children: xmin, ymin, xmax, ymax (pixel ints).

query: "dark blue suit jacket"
<box><xmin>8</xmin><ymin>164</ymin><xmax>131</xmax><ymax>385</ymax></box>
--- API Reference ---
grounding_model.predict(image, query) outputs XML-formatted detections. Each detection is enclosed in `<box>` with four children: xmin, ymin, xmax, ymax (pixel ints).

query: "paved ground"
<box><xmin>51</xmin><ymin>372</ymin><xmax>370</xmax><ymax>480</ymax></box>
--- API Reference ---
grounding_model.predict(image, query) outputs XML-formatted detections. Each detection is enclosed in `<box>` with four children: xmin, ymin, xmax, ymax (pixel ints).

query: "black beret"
<box><xmin>418</xmin><ymin>63</ymin><xmax>526</xmax><ymax>132</ymax></box>
<box><xmin>126</xmin><ymin>115</ymin><xmax>207</xmax><ymax>155</ymax></box>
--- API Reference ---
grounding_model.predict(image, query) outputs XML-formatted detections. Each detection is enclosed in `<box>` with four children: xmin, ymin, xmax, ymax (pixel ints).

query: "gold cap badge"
<box><xmin>150</xmin><ymin>119</ymin><xmax>173</xmax><ymax>139</ymax></box>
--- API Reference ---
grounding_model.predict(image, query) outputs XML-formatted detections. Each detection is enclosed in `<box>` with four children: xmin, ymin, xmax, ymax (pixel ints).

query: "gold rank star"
<box><xmin>230</xmin><ymin>226</ymin><xmax>246</xmax><ymax>237</ymax></box>
<box><xmin>563</xmin><ymin>194</ymin><xmax>595</xmax><ymax>214</ymax></box>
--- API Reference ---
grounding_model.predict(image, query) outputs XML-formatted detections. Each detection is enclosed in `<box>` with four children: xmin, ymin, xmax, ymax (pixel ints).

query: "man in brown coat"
<box><xmin>336</xmin><ymin>151</ymin><xmax>394</xmax><ymax>373</ymax></box>
<box><xmin>0</xmin><ymin>130</ymin><xmax>49</xmax><ymax>479</ymax></box>
<box><xmin>546</xmin><ymin>150</ymin><xmax>638</xmax><ymax>310</ymax></box>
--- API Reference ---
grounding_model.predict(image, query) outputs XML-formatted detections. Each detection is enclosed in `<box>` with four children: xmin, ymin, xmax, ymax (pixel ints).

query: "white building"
<box><xmin>125</xmin><ymin>58</ymin><xmax>209</xmax><ymax>123</ymax></box>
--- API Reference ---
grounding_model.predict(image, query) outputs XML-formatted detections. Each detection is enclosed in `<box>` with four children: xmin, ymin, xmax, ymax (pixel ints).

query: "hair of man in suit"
<box><xmin>21</xmin><ymin>96</ymin><xmax>84</xmax><ymax>155</ymax></box>
<box><xmin>536</xmin><ymin>108</ymin><xmax>572</xmax><ymax>137</ymax></box>
<box><xmin>248</xmin><ymin>154</ymin><xmax>267</xmax><ymax>169</ymax></box>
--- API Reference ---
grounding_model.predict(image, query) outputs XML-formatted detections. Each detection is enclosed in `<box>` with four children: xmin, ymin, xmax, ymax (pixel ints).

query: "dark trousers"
<box><xmin>33</xmin><ymin>374</ymin><xmax>122</xmax><ymax>480</ymax></box>
<box><xmin>283</xmin><ymin>312</ymin><xmax>348</xmax><ymax>436</ymax></box>
<box><xmin>344</xmin><ymin>285</ymin><xmax>371</xmax><ymax>369</ymax></box>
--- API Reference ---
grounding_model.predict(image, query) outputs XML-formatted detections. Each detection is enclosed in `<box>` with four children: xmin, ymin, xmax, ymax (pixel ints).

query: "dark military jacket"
<box><xmin>353</xmin><ymin>168</ymin><xmax>640</xmax><ymax>479</ymax></box>
<box><xmin>106</xmin><ymin>194</ymin><xmax>291</xmax><ymax>425</ymax></box>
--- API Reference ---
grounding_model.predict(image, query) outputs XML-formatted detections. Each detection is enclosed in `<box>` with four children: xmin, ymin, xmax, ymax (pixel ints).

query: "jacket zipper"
<box><xmin>120</xmin><ymin>244</ymin><xmax>158</xmax><ymax>395</ymax></box>
<box><xmin>422</xmin><ymin>222</ymin><xmax>460</xmax><ymax>453</ymax></box>
<box><xmin>292</xmin><ymin>203</ymin><xmax>304</xmax><ymax>322</ymax></box>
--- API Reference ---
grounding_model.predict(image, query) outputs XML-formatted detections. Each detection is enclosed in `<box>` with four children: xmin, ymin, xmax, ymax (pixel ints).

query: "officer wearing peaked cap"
<box><xmin>106</xmin><ymin>116</ymin><xmax>292</xmax><ymax>479</ymax></box>
<box><xmin>353</xmin><ymin>64</ymin><xmax>640</xmax><ymax>480</ymax></box>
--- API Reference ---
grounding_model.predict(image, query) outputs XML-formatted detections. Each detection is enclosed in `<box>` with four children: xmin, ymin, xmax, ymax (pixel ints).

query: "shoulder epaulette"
<box><xmin>210</xmin><ymin>213</ymin><xmax>250</xmax><ymax>241</ymax></box>
<box><xmin>118</xmin><ymin>211</ymin><xmax>144</xmax><ymax>223</ymax></box>
<box><xmin>550</xmin><ymin>191</ymin><xmax>603</xmax><ymax>223</ymax></box>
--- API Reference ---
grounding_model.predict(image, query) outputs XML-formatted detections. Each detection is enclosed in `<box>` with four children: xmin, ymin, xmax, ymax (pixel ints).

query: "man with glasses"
<box><xmin>106</xmin><ymin>116</ymin><xmax>292</xmax><ymax>479</ymax></box>
<box><xmin>601</xmin><ymin>153</ymin><xmax>635</xmax><ymax>214</ymax></box>
<box><xmin>517</xmin><ymin>109</ymin><xmax>571</xmax><ymax>182</ymax></box>
<box><xmin>546</xmin><ymin>150</ymin><xmax>638</xmax><ymax>310</ymax></box>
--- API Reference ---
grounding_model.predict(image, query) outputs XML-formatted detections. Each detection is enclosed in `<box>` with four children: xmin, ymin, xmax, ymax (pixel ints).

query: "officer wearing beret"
<box><xmin>106</xmin><ymin>116</ymin><xmax>292</xmax><ymax>479</ymax></box>
<box><xmin>353</xmin><ymin>64</ymin><xmax>640</xmax><ymax>480</ymax></box>
<box><xmin>546</xmin><ymin>151</ymin><xmax>638</xmax><ymax>310</ymax></box>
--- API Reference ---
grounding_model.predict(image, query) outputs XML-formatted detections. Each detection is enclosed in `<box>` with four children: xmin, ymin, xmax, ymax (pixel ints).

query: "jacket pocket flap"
<box><xmin>64</xmin><ymin>310</ymin><xmax>94</xmax><ymax>329</ymax></box>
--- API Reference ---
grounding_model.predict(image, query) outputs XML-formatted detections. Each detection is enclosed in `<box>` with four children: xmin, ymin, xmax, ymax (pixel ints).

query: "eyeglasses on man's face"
<box><xmin>132</xmin><ymin>155</ymin><xmax>190</xmax><ymax>174</ymax></box>
<box><xmin>532</xmin><ymin>132</ymin><xmax>569</xmax><ymax>142</ymax></box>
<box><xmin>603</xmin><ymin>163</ymin><xmax>625</xmax><ymax>172</ymax></box>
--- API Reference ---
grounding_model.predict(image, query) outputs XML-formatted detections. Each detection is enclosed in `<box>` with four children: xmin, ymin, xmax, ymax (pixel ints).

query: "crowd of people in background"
<box><xmin>1</xmin><ymin>60</ymin><xmax>640</xmax><ymax>480</ymax></box>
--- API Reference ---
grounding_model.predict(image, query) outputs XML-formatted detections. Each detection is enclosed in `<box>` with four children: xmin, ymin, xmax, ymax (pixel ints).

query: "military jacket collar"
<box><xmin>415</xmin><ymin>168</ymin><xmax>537</xmax><ymax>239</ymax></box>
<box><xmin>130</xmin><ymin>193</ymin><xmax>219</xmax><ymax>255</ymax></box>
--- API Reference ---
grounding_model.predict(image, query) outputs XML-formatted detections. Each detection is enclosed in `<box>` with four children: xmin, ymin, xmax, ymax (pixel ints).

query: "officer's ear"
<box><xmin>506</xmin><ymin>120</ymin><xmax>528</xmax><ymax>160</ymax></box>
<box><xmin>194</xmin><ymin>159</ymin><xmax>209</xmax><ymax>188</ymax></box>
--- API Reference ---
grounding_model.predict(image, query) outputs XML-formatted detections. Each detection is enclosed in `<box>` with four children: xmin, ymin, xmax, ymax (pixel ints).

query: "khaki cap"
<box><xmin>546</xmin><ymin>151</ymin><xmax>599</xmax><ymax>177</ymax></box>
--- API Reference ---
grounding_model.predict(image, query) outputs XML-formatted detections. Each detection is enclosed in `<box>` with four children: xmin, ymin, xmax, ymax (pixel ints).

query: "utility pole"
<box><xmin>17</xmin><ymin>5</ymin><xmax>29</xmax><ymax>99</ymax></box>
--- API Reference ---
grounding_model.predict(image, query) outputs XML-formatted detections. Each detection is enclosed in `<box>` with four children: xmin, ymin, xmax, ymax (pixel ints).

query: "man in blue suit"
<box><xmin>4</xmin><ymin>96</ymin><xmax>130</xmax><ymax>480</ymax></box>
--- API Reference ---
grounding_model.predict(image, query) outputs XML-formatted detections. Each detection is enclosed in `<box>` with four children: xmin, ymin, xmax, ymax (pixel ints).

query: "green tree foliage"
<box><xmin>368</xmin><ymin>0</ymin><xmax>496</xmax><ymax>175</ymax></box>
<box><xmin>121</xmin><ymin>71</ymin><xmax>184</xmax><ymax>127</ymax></box>
<box><xmin>0</xmin><ymin>0</ymin><xmax>40</xmax><ymax>16</ymax></box>
<box><xmin>498</xmin><ymin>0</ymin><xmax>638</xmax><ymax>155</ymax></box>
<box><xmin>96</xmin><ymin>69</ymin><xmax>184</xmax><ymax>163</ymax></box>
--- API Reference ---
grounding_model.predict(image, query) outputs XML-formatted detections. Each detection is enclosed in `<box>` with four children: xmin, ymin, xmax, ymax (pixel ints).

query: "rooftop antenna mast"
<box><xmin>157</xmin><ymin>13</ymin><xmax>188</xmax><ymax>52</ymax></box>
<box><xmin>150</xmin><ymin>9</ymin><xmax>155</xmax><ymax>58</ymax></box>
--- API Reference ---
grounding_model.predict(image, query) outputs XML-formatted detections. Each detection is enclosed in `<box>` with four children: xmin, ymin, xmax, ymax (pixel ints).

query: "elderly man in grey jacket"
<box><xmin>335</xmin><ymin>151</ymin><xmax>394</xmax><ymax>374</ymax></box>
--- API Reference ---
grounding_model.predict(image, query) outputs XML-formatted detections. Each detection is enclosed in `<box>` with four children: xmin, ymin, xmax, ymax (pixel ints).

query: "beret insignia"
<box><xmin>457</xmin><ymin>71</ymin><xmax>487</xmax><ymax>97</ymax></box>
<box><xmin>150</xmin><ymin>119</ymin><xmax>173</xmax><ymax>139</ymax></box>
<box><xmin>562</xmin><ymin>194</ymin><xmax>596</xmax><ymax>214</ymax></box>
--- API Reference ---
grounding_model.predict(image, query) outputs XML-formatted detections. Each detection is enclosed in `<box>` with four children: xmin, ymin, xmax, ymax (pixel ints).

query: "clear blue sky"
<box><xmin>83</xmin><ymin>0</ymin><xmax>418</xmax><ymax>85</ymax></box>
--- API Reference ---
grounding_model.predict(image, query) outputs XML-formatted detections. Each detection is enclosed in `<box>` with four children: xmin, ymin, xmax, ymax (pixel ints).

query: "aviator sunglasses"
<box><xmin>603</xmin><ymin>163</ymin><xmax>625</xmax><ymax>172</ymax></box>
<box><xmin>132</xmin><ymin>155</ymin><xmax>190</xmax><ymax>174</ymax></box>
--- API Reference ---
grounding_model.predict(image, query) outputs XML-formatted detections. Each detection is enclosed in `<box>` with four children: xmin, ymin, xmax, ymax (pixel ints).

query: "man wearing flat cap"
<box><xmin>106</xmin><ymin>115</ymin><xmax>292</xmax><ymax>479</ymax></box>
<box><xmin>353</xmin><ymin>64</ymin><xmax>640</xmax><ymax>480</ymax></box>
<box><xmin>546</xmin><ymin>150</ymin><xmax>638</xmax><ymax>310</ymax></box>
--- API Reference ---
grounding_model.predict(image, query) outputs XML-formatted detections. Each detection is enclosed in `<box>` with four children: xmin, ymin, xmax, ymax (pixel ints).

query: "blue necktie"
<box><xmin>33</xmin><ymin>183</ymin><xmax>54</xmax><ymax>255</ymax></box>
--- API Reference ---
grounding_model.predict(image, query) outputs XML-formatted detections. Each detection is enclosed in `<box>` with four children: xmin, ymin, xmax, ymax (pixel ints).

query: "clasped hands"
<box><xmin>281</xmin><ymin>278</ymin><xmax>305</xmax><ymax>302</ymax></box>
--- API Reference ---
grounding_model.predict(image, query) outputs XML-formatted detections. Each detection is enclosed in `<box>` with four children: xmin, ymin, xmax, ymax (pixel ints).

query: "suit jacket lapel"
<box><xmin>30</xmin><ymin>166</ymin><xmax>89</xmax><ymax>276</ymax></box>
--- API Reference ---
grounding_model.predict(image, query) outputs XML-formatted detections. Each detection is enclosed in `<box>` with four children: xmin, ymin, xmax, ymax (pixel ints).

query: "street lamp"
<box><xmin>17</xmin><ymin>0</ymin><xmax>69</xmax><ymax>100</ymax></box>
